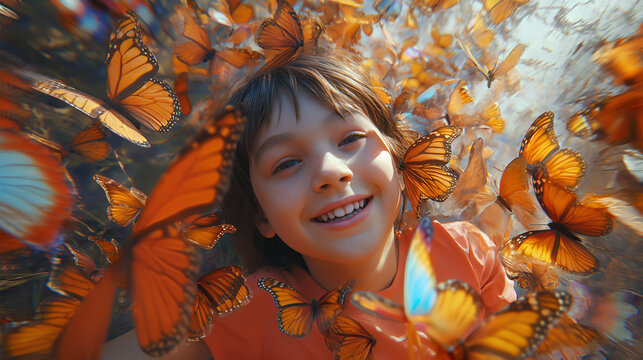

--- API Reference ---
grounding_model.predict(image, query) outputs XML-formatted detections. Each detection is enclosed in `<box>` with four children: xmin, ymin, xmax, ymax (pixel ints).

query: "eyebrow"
<box><xmin>253</xmin><ymin>112</ymin><xmax>344</xmax><ymax>164</ymax></box>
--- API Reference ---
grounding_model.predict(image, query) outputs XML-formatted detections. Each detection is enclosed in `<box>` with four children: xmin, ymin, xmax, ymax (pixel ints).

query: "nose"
<box><xmin>313</xmin><ymin>151</ymin><xmax>353</xmax><ymax>192</ymax></box>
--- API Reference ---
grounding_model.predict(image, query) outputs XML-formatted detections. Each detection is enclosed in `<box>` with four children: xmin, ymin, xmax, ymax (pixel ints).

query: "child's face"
<box><xmin>249</xmin><ymin>89</ymin><xmax>402</xmax><ymax>264</ymax></box>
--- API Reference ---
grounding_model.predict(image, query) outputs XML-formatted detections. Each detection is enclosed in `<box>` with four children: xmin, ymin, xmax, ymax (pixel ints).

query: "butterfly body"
<box><xmin>258</xmin><ymin>277</ymin><xmax>353</xmax><ymax>337</ymax></box>
<box><xmin>502</xmin><ymin>164</ymin><xmax>611</xmax><ymax>275</ymax></box>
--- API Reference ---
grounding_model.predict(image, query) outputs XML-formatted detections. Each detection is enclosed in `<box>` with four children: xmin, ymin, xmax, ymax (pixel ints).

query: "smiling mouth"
<box><xmin>312</xmin><ymin>197</ymin><xmax>372</xmax><ymax>223</ymax></box>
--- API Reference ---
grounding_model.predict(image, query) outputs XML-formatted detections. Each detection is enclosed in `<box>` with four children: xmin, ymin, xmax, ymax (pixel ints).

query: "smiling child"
<box><xmin>102</xmin><ymin>50</ymin><xmax>515</xmax><ymax>360</ymax></box>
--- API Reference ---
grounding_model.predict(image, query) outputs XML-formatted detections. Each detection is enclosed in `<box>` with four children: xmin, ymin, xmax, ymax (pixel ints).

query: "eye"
<box><xmin>339</xmin><ymin>133</ymin><xmax>366</xmax><ymax>147</ymax></box>
<box><xmin>273</xmin><ymin>159</ymin><xmax>300</xmax><ymax>174</ymax></box>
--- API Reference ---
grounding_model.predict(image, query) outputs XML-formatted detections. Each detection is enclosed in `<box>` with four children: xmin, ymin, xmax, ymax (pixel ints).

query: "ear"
<box><xmin>256</xmin><ymin>217</ymin><xmax>277</xmax><ymax>238</ymax></box>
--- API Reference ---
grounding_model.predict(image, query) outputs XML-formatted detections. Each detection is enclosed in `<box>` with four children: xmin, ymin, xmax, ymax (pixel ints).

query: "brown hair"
<box><xmin>223</xmin><ymin>49</ymin><xmax>416</xmax><ymax>273</ymax></box>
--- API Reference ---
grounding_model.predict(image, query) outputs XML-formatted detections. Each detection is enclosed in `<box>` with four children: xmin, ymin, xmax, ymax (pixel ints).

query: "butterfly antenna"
<box><xmin>113</xmin><ymin>150</ymin><xmax>135</xmax><ymax>186</ymax></box>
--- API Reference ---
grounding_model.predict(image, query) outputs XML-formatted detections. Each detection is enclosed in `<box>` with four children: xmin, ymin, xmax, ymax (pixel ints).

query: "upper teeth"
<box><xmin>318</xmin><ymin>200</ymin><xmax>365</xmax><ymax>222</ymax></box>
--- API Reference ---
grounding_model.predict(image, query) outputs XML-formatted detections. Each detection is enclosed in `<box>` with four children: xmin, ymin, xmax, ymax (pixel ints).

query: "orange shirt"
<box><xmin>204</xmin><ymin>221</ymin><xmax>516</xmax><ymax>359</ymax></box>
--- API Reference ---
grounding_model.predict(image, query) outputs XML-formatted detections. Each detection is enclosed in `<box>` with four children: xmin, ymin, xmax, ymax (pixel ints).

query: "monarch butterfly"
<box><xmin>457</xmin><ymin>39</ymin><xmax>525</xmax><ymax>88</ymax></box>
<box><xmin>473</xmin><ymin>156</ymin><xmax>541</xmax><ymax>246</ymax></box>
<box><xmin>180</xmin><ymin>213</ymin><xmax>237</xmax><ymax>249</ymax></box>
<box><xmin>63</xmin><ymin>243</ymin><xmax>106</xmax><ymax>282</ymax></box>
<box><xmin>520</xmin><ymin>111</ymin><xmax>587</xmax><ymax>189</ymax></box>
<box><xmin>175</xmin><ymin>6</ymin><xmax>262</xmax><ymax>77</ymax></box>
<box><xmin>502</xmin><ymin>164</ymin><xmax>612</xmax><ymax>275</ymax></box>
<box><xmin>483</xmin><ymin>0</ymin><xmax>531</xmax><ymax>24</ymax></box>
<box><xmin>54</xmin><ymin>106</ymin><xmax>247</xmax><ymax>358</ymax></box>
<box><xmin>567</xmin><ymin>103</ymin><xmax>601</xmax><ymax>139</ymax></box>
<box><xmin>399</xmin><ymin>126</ymin><xmax>461</xmax><ymax>213</ymax></box>
<box><xmin>47</xmin><ymin>256</ymin><xmax>98</xmax><ymax>300</ymax></box>
<box><xmin>27</xmin><ymin>122</ymin><xmax>112</xmax><ymax>163</ymax></box>
<box><xmin>0</xmin><ymin>130</ymin><xmax>74</xmax><ymax>250</ymax></box>
<box><xmin>1</xmin><ymin>296</ymin><xmax>81</xmax><ymax>359</ymax></box>
<box><xmin>256</xmin><ymin>0</ymin><xmax>321</xmax><ymax>69</ymax></box>
<box><xmin>88</xmin><ymin>236</ymin><xmax>121</xmax><ymax>264</ymax></box>
<box><xmin>188</xmin><ymin>265</ymin><xmax>251</xmax><ymax>340</ymax></box>
<box><xmin>450</xmin><ymin>290</ymin><xmax>572</xmax><ymax>360</ymax></box>
<box><xmin>352</xmin><ymin>216</ymin><xmax>482</xmax><ymax>358</ymax></box>
<box><xmin>258</xmin><ymin>277</ymin><xmax>353</xmax><ymax>337</ymax></box>
<box><xmin>1</xmin><ymin>250</ymin><xmax>96</xmax><ymax>359</ymax></box>
<box><xmin>411</xmin><ymin>81</ymin><xmax>472</xmax><ymax>125</ymax></box>
<box><xmin>16</xmin><ymin>10</ymin><xmax>181</xmax><ymax>148</ymax></box>
<box><xmin>94</xmin><ymin>174</ymin><xmax>148</xmax><ymax>227</ymax></box>
<box><xmin>322</xmin><ymin>314</ymin><xmax>376</xmax><ymax>360</ymax></box>
<box><xmin>535</xmin><ymin>314</ymin><xmax>600</xmax><ymax>359</ymax></box>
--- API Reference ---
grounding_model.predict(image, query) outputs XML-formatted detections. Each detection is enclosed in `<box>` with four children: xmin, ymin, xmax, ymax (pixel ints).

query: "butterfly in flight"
<box><xmin>258</xmin><ymin>277</ymin><xmax>353</xmax><ymax>337</ymax></box>
<box><xmin>255</xmin><ymin>0</ymin><xmax>321</xmax><ymax>69</ymax></box>
<box><xmin>175</xmin><ymin>6</ymin><xmax>263</xmax><ymax>76</ymax></box>
<box><xmin>16</xmin><ymin>10</ymin><xmax>181</xmax><ymax>148</ymax></box>
<box><xmin>399</xmin><ymin>125</ymin><xmax>462</xmax><ymax>214</ymax></box>
<box><xmin>449</xmin><ymin>290</ymin><xmax>572</xmax><ymax>360</ymax></box>
<box><xmin>483</xmin><ymin>0</ymin><xmax>531</xmax><ymax>24</ymax></box>
<box><xmin>519</xmin><ymin>111</ymin><xmax>587</xmax><ymax>189</ymax></box>
<box><xmin>27</xmin><ymin>123</ymin><xmax>113</xmax><ymax>163</ymax></box>
<box><xmin>188</xmin><ymin>265</ymin><xmax>251</xmax><ymax>340</ymax></box>
<box><xmin>53</xmin><ymin>106</ymin><xmax>247</xmax><ymax>359</ymax></box>
<box><xmin>322</xmin><ymin>314</ymin><xmax>376</xmax><ymax>360</ymax></box>
<box><xmin>502</xmin><ymin>163</ymin><xmax>613</xmax><ymax>275</ymax></box>
<box><xmin>457</xmin><ymin>39</ymin><xmax>525</xmax><ymax>88</ymax></box>
<box><xmin>352</xmin><ymin>215</ymin><xmax>482</xmax><ymax>359</ymax></box>
<box><xmin>473</xmin><ymin>156</ymin><xmax>540</xmax><ymax>246</ymax></box>
<box><xmin>180</xmin><ymin>213</ymin><xmax>237</xmax><ymax>249</ymax></box>
<box><xmin>2</xmin><ymin>243</ymin><xmax>106</xmax><ymax>359</ymax></box>
<box><xmin>0</xmin><ymin>130</ymin><xmax>74</xmax><ymax>251</ymax></box>
<box><xmin>94</xmin><ymin>174</ymin><xmax>148</xmax><ymax>227</ymax></box>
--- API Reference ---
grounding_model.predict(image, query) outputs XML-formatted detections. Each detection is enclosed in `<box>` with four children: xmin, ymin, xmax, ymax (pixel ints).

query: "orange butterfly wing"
<box><xmin>94</xmin><ymin>174</ymin><xmax>147</xmax><ymax>226</ymax></box>
<box><xmin>256</xmin><ymin>0</ymin><xmax>304</xmax><ymax>68</ymax></box>
<box><xmin>215</xmin><ymin>48</ymin><xmax>264</xmax><ymax>69</ymax></box>
<box><xmin>47</xmin><ymin>262</ymin><xmax>96</xmax><ymax>300</ymax></box>
<box><xmin>258</xmin><ymin>277</ymin><xmax>316</xmax><ymax>337</ymax></box>
<box><xmin>3</xmin><ymin>296</ymin><xmax>81</xmax><ymax>359</ymax></box>
<box><xmin>315</xmin><ymin>281</ymin><xmax>353</xmax><ymax>332</ymax></box>
<box><xmin>519</xmin><ymin>111</ymin><xmax>559</xmax><ymax>165</ymax></box>
<box><xmin>106</xmin><ymin>11</ymin><xmax>180</xmax><ymax>133</ymax></box>
<box><xmin>126</xmin><ymin>106</ymin><xmax>246</xmax><ymax>355</ymax></box>
<box><xmin>180</xmin><ymin>214</ymin><xmax>237</xmax><ymax>249</ymax></box>
<box><xmin>536</xmin><ymin>315</ymin><xmax>600</xmax><ymax>357</ymax></box>
<box><xmin>187</xmin><ymin>265</ymin><xmax>250</xmax><ymax>340</ymax></box>
<box><xmin>117</xmin><ymin>78</ymin><xmax>181</xmax><ymax>133</ymax></box>
<box><xmin>132</xmin><ymin>106</ymin><xmax>246</xmax><ymax>237</ymax></box>
<box><xmin>69</xmin><ymin>122</ymin><xmax>112</xmax><ymax>162</ymax></box>
<box><xmin>55</xmin><ymin>268</ymin><xmax>120</xmax><ymax>360</ymax></box>
<box><xmin>323</xmin><ymin>314</ymin><xmax>376</xmax><ymax>360</ymax></box>
<box><xmin>401</xmin><ymin>126</ymin><xmax>461</xmax><ymax>211</ymax></box>
<box><xmin>454</xmin><ymin>290</ymin><xmax>572</xmax><ymax>359</ymax></box>
<box><xmin>503</xmin><ymin>230</ymin><xmax>600</xmax><ymax>275</ymax></box>
<box><xmin>129</xmin><ymin>230</ymin><xmax>200</xmax><ymax>355</ymax></box>
<box><xmin>89</xmin><ymin>236</ymin><xmax>121</xmax><ymax>264</ymax></box>
<box><xmin>175</xmin><ymin>7</ymin><xmax>213</xmax><ymax>66</ymax></box>
<box><xmin>106</xmin><ymin>10</ymin><xmax>157</xmax><ymax>102</ymax></box>
<box><xmin>19</xmin><ymin>70</ymin><xmax>150</xmax><ymax>147</ymax></box>
<box><xmin>533</xmin><ymin>165</ymin><xmax>612</xmax><ymax>236</ymax></box>
<box><xmin>542</xmin><ymin>148</ymin><xmax>586</xmax><ymax>189</ymax></box>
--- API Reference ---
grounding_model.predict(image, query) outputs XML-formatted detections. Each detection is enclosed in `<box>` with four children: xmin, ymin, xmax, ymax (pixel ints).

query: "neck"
<box><xmin>303</xmin><ymin>229</ymin><xmax>398</xmax><ymax>292</ymax></box>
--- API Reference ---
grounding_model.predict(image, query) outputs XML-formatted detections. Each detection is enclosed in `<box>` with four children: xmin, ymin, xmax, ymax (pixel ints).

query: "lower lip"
<box><xmin>312</xmin><ymin>197</ymin><xmax>372</xmax><ymax>230</ymax></box>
